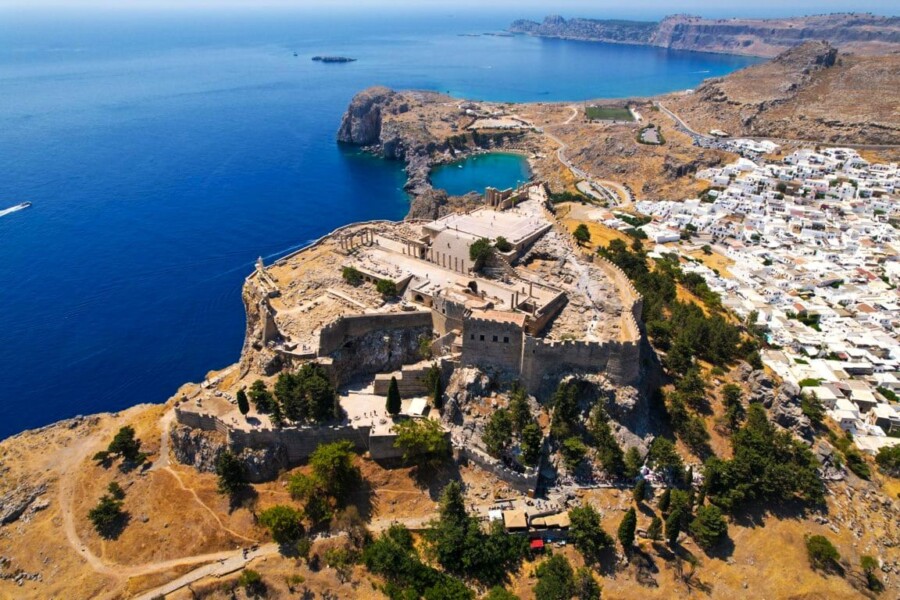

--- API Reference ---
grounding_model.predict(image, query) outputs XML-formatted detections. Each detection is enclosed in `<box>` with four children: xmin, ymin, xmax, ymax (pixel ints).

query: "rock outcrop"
<box><xmin>170</xmin><ymin>424</ymin><xmax>289</xmax><ymax>482</ymax></box>
<box><xmin>511</xmin><ymin>13</ymin><xmax>900</xmax><ymax>57</ymax></box>
<box><xmin>337</xmin><ymin>86</ymin><xmax>394</xmax><ymax>146</ymax></box>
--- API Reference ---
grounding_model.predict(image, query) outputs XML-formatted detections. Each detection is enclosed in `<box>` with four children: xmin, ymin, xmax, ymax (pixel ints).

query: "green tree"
<box><xmin>632</xmin><ymin>479</ymin><xmax>647</xmax><ymax>504</ymax></box>
<box><xmin>573</xmin><ymin>224</ymin><xmax>591</xmax><ymax>245</ymax></box>
<box><xmin>484</xmin><ymin>587</ymin><xmax>519</xmax><ymax>600</ymax></box>
<box><xmin>392</xmin><ymin>418</ymin><xmax>450</xmax><ymax>467</ymax></box>
<box><xmin>551</xmin><ymin>381</ymin><xmax>580</xmax><ymax>440</ymax></box>
<box><xmin>690</xmin><ymin>505</ymin><xmax>727</xmax><ymax>549</ymax></box>
<box><xmin>88</xmin><ymin>494</ymin><xmax>126</xmax><ymax>538</ymax></box>
<box><xmin>647</xmin><ymin>437</ymin><xmax>684</xmax><ymax>478</ymax></box>
<box><xmin>236</xmin><ymin>388</ymin><xmax>250</xmax><ymax>416</ymax></box>
<box><xmin>568</xmin><ymin>504</ymin><xmax>613</xmax><ymax>565</ymax></box>
<box><xmin>483</xmin><ymin>409</ymin><xmax>514</xmax><ymax>457</ymax></box>
<box><xmin>424</xmin><ymin>363</ymin><xmax>443</xmax><ymax>407</ymax></box>
<box><xmin>248</xmin><ymin>379</ymin><xmax>277</xmax><ymax>414</ymax></box>
<box><xmin>469</xmin><ymin>238</ymin><xmax>493</xmax><ymax>263</ymax></box>
<box><xmin>805</xmin><ymin>535</ymin><xmax>840</xmax><ymax>572</ymax></box>
<box><xmin>561</xmin><ymin>436</ymin><xmax>588</xmax><ymax>469</ymax></box>
<box><xmin>376</xmin><ymin>278</ymin><xmax>398</xmax><ymax>297</ymax></box>
<box><xmin>258</xmin><ymin>505</ymin><xmax>305</xmax><ymax>545</ymax></box>
<box><xmin>800</xmin><ymin>392</ymin><xmax>825</xmax><ymax>426</ymax></box>
<box><xmin>520</xmin><ymin>422</ymin><xmax>543</xmax><ymax>467</ymax></box>
<box><xmin>875</xmin><ymin>444</ymin><xmax>900</xmax><ymax>477</ymax></box>
<box><xmin>534</xmin><ymin>554</ymin><xmax>575</xmax><ymax>600</ymax></box>
<box><xmin>386</xmin><ymin>376</ymin><xmax>402</xmax><ymax>415</ymax></box>
<box><xmin>310</xmin><ymin>440</ymin><xmax>359</xmax><ymax>503</ymax></box>
<box><xmin>721</xmin><ymin>383</ymin><xmax>745</xmax><ymax>430</ymax></box>
<box><xmin>618</xmin><ymin>507</ymin><xmax>637</xmax><ymax>551</ymax></box>
<box><xmin>665</xmin><ymin>508</ymin><xmax>682</xmax><ymax>548</ymax></box>
<box><xmin>274</xmin><ymin>364</ymin><xmax>338</xmax><ymax>424</ymax></box>
<box><xmin>508</xmin><ymin>385</ymin><xmax>531</xmax><ymax>434</ymax></box>
<box><xmin>657</xmin><ymin>488</ymin><xmax>672</xmax><ymax>513</ymax></box>
<box><xmin>574</xmin><ymin>567</ymin><xmax>601</xmax><ymax>600</ymax></box>
<box><xmin>647</xmin><ymin>516</ymin><xmax>663</xmax><ymax>541</ymax></box>
<box><xmin>107</xmin><ymin>426</ymin><xmax>145</xmax><ymax>464</ymax></box>
<box><xmin>589</xmin><ymin>405</ymin><xmax>625</xmax><ymax>477</ymax></box>
<box><xmin>623</xmin><ymin>446</ymin><xmax>644</xmax><ymax>479</ymax></box>
<box><xmin>215</xmin><ymin>450</ymin><xmax>248</xmax><ymax>498</ymax></box>
<box><xmin>107</xmin><ymin>481</ymin><xmax>125</xmax><ymax>500</ymax></box>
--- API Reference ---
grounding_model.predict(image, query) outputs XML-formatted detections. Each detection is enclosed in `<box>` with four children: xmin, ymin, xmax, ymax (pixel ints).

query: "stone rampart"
<box><xmin>520</xmin><ymin>336</ymin><xmax>641</xmax><ymax>391</ymax></box>
<box><xmin>460</xmin><ymin>315</ymin><xmax>525</xmax><ymax>373</ymax></box>
<box><xmin>174</xmin><ymin>408</ymin><xmax>401</xmax><ymax>463</ymax></box>
<box><xmin>318</xmin><ymin>311</ymin><xmax>433</xmax><ymax>356</ymax></box>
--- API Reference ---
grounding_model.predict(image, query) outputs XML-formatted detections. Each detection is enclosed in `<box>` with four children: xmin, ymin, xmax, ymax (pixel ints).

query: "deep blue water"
<box><xmin>431</xmin><ymin>153</ymin><xmax>532</xmax><ymax>197</ymax></box>
<box><xmin>0</xmin><ymin>10</ymin><xmax>759</xmax><ymax>439</ymax></box>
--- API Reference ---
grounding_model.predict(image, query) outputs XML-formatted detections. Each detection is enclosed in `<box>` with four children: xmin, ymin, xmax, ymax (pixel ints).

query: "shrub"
<box><xmin>494</xmin><ymin>236</ymin><xmax>513</xmax><ymax>252</ymax></box>
<box><xmin>875</xmin><ymin>445</ymin><xmax>900</xmax><ymax>476</ymax></box>
<box><xmin>258</xmin><ymin>505</ymin><xmax>304</xmax><ymax>545</ymax></box>
<box><xmin>376</xmin><ymin>278</ymin><xmax>398</xmax><ymax>297</ymax></box>
<box><xmin>573</xmin><ymin>224</ymin><xmax>591</xmax><ymax>245</ymax></box>
<box><xmin>342</xmin><ymin>266</ymin><xmax>363</xmax><ymax>286</ymax></box>
<box><xmin>237</xmin><ymin>569</ymin><xmax>266</xmax><ymax>596</ymax></box>
<box><xmin>805</xmin><ymin>535</ymin><xmax>840</xmax><ymax>572</ymax></box>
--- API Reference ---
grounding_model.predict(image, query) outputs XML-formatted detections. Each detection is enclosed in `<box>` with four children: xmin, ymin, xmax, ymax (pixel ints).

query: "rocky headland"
<box><xmin>510</xmin><ymin>13</ymin><xmax>900</xmax><ymax>57</ymax></box>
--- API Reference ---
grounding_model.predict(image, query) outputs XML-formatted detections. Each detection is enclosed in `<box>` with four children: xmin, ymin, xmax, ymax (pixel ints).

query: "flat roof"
<box><xmin>429</xmin><ymin>208</ymin><xmax>547</xmax><ymax>246</ymax></box>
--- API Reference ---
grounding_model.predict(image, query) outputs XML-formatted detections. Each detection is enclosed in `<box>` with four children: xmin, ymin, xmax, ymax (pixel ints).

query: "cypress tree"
<box><xmin>665</xmin><ymin>508</ymin><xmax>682</xmax><ymax>548</ymax></box>
<box><xmin>633</xmin><ymin>479</ymin><xmax>647</xmax><ymax>504</ymax></box>
<box><xmin>386</xmin><ymin>376</ymin><xmax>401</xmax><ymax>415</ymax></box>
<box><xmin>236</xmin><ymin>389</ymin><xmax>250</xmax><ymax>416</ymax></box>
<box><xmin>647</xmin><ymin>516</ymin><xmax>663</xmax><ymax>541</ymax></box>
<box><xmin>432</xmin><ymin>375</ymin><xmax>443</xmax><ymax>410</ymax></box>
<box><xmin>618</xmin><ymin>507</ymin><xmax>637</xmax><ymax>551</ymax></box>
<box><xmin>658</xmin><ymin>488</ymin><xmax>672</xmax><ymax>513</ymax></box>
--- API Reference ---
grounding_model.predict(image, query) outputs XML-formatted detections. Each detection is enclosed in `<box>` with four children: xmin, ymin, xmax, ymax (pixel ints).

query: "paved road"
<box><xmin>544</xmin><ymin>108</ymin><xmax>634</xmax><ymax>207</ymax></box>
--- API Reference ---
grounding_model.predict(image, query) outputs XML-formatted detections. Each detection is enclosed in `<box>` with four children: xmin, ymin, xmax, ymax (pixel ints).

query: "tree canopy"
<box><xmin>393</xmin><ymin>418</ymin><xmax>450</xmax><ymax>468</ymax></box>
<box><xmin>568</xmin><ymin>504</ymin><xmax>613</xmax><ymax>565</ymax></box>
<box><xmin>273</xmin><ymin>363</ymin><xmax>338</xmax><ymax>424</ymax></box>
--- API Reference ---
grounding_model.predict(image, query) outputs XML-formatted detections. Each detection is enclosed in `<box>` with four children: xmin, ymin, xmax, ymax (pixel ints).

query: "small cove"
<box><xmin>430</xmin><ymin>152</ymin><xmax>532</xmax><ymax>196</ymax></box>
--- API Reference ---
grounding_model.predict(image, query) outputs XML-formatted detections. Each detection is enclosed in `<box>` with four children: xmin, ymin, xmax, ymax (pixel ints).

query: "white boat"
<box><xmin>0</xmin><ymin>201</ymin><xmax>32</xmax><ymax>218</ymax></box>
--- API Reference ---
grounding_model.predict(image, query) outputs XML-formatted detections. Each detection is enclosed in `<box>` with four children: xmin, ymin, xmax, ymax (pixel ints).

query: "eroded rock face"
<box><xmin>0</xmin><ymin>483</ymin><xmax>48</xmax><ymax>526</ymax></box>
<box><xmin>170</xmin><ymin>425</ymin><xmax>289</xmax><ymax>482</ymax></box>
<box><xmin>337</xmin><ymin>86</ymin><xmax>394</xmax><ymax>146</ymax></box>
<box><xmin>745</xmin><ymin>369</ymin><xmax>815</xmax><ymax>442</ymax></box>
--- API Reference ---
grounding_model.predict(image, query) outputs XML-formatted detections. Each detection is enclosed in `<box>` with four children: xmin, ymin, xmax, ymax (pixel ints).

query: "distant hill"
<box><xmin>509</xmin><ymin>13</ymin><xmax>900</xmax><ymax>57</ymax></box>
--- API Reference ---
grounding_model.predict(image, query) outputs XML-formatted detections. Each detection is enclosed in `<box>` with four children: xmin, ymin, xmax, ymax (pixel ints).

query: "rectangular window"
<box><xmin>470</xmin><ymin>334</ymin><xmax>474</xmax><ymax>340</ymax></box>
<box><xmin>492</xmin><ymin>335</ymin><xmax>498</xmax><ymax>342</ymax></box>
<box><xmin>480</xmin><ymin>335</ymin><xmax>485</xmax><ymax>341</ymax></box>
<box><xmin>504</xmin><ymin>337</ymin><xmax>509</xmax><ymax>343</ymax></box>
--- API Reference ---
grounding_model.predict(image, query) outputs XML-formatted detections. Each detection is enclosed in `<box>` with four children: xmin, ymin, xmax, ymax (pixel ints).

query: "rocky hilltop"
<box><xmin>665</xmin><ymin>41</ymin><xmax>900</xmax><ymax>145</ymax></box>
<box><xmin>510</xmin><ymin>12</ymin><xmax>900</xmax><ymax>57</ymax></box>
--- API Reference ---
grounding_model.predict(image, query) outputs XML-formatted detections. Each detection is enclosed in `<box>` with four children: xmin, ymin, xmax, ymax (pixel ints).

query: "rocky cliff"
<box><xmin>510</xmin><ymin>13</ymin><xmax>900</xmax><ymax>57</ymax></box>
<box><xmin>665</xmin><ymin>41</ymin><xmax>900</xmax><ymax>145</ymax></box>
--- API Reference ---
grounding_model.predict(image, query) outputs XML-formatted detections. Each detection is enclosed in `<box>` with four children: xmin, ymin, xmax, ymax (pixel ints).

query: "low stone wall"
<box><xmin>174</xmin><ymin>408</ymin><xmax>401</xmax><ymax>464</ymax></box>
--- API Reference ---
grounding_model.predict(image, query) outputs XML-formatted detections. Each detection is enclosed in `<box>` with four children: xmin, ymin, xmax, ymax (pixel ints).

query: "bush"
<box><xmin>573</xmin><ymin>224</ymin><xmax>591</xmax><ymax>245</ymax></box>
<box><xmin>258</xmin><ymin>505</ymin><xmax>304</xmax><ymax>545</ymax></box>
<box><xmin>805</xmin><ymin>535</ymin><xmax>840</xmax><ymax>572</ymax></box>
<box><xmin>494</xmin><ymin>236</ymin><xmax>513</xmax><ymax>252</ymax></box>
<box><xmin>342</xmin><ymin>266</ymin><xmax>363</xmax><ymax>286</ymax></box>
<box><xmin>861</xmin><ymin>555</ymin><xmax>884</xmax><ymax>592</ymax></box>
<box><xmin>875</xmin><ymin>445</ymin><xmax>900</xmax><ymax>477</ymax></box>
<box><xmin>376</xmin><ymin>278</ymin><xmax>398</xmax><ymax>297</ymax></box>
<box><xmin>237</xmin><ymin>569</ymin><xmax>266</xmax><ymax>596</ymax></box>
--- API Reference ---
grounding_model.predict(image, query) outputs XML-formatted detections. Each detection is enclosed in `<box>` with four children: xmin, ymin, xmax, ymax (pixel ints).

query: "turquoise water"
<box><xmin>430</xmin><ymin>153</ymin><xmax>532</xmax><ymax>196</ymax></box>
<box><xmin>0</xmin><ymin>9</ymin><xmax>760</xmax><ymax>439</ymax></box>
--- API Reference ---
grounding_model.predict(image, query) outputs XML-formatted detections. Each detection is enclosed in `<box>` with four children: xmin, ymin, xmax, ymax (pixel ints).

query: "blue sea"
<box><xmin>0</xmin><ymin>9</ymin><xmax>759</xmax><ymax>439</ymax></box>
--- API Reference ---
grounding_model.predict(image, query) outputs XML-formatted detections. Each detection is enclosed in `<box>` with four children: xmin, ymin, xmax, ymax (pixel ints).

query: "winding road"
<box><xmin>545</xmin><ymin>105</ymin><xmax>634</xmax><ymax>207</ymax></box>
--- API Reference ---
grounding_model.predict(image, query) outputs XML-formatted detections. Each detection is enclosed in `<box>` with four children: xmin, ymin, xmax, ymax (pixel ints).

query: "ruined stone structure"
<box><xmin>176</xmin><ymin>183</ymin><xmax>644</xmax><ymax>490</ymax></box>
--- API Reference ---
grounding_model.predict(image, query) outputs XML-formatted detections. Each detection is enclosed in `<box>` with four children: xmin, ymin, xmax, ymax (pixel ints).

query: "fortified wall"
<box><xmin>174</xmin><ymin>407</ymin><xmax>407</xmax><ymax>462</ymax></box>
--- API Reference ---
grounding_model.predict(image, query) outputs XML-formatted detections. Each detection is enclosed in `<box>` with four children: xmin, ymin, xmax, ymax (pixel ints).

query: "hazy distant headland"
<box><xmin>509</xmin><ymin>12</ymin><xmax>900</xmax><ymax>57</ymax></box>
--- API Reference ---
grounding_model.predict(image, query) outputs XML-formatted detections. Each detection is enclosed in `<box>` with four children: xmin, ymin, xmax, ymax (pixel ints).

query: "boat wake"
<box><xmin>0</xmin><ymin>202</ymin><xmax>31</xmax><ymax>218</ymax></box>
